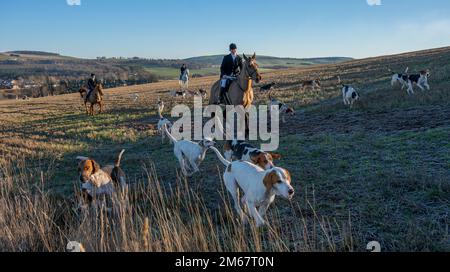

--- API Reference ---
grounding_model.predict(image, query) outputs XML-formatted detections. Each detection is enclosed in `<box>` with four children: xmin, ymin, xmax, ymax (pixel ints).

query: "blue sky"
<box><xmin>1</xmin><ymin>0</ymin><xmax>450</xmax><ymax>59</ymax></box>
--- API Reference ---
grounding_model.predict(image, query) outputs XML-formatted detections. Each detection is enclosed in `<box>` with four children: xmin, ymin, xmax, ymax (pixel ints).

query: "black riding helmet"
<box><xmin>229</xmin><ymin>43</ymin><xmax>237</xmax><ymax>50</ymax></box>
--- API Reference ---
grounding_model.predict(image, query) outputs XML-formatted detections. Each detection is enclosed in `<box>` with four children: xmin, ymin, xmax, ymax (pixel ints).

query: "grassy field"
<box><xmin>0</xmin><ymin>46</ymin><xmax>449</xmax><ymax>252</ymax></box>
<box><xmin>144</xmin><ymin>66</ymin><xmax>220</xmax><ymax>79</ymax></box>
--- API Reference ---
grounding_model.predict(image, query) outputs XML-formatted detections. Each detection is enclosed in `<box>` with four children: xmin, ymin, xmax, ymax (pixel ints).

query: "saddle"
<box><xmin>86</xmin><ymin>88</ymin><xmax>94</xmax><ymax>101</ymax></box>
<box><xmin>219</xmin><ymin>78</ymin><xmax>235</xmax><ymax>105</ymax></box>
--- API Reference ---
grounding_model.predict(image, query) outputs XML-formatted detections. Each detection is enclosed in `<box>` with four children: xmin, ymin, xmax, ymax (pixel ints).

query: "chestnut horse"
<box><xmin>209</xmin><ymin>53</ymin><xmax>262</xmax><ymax>109</ymax></box>
<box><xmin>79</xmin><ymin>84</ymin><xmax>105</xmax><ymax>116</ymax></box>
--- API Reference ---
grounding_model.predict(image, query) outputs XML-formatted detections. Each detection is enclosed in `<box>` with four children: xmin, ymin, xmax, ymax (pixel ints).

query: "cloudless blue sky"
<box><xmin>1</xmin><ymin>0</ymin><xmax>450</xmax><ymax>59</ymax></box>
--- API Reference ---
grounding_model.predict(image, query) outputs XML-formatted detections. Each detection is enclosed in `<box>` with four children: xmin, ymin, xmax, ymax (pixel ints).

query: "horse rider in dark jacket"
<box><xmin>180</xmin><ymin>64</ymin><xmax>187</xmax><ymax>80</ymax></box>
<box><xmin>87</xmin><ymin>73</ymin><xmax>96</xmax><ymax>98</ymax></box>
<box><xmin>219</xmin><ymin>43</ymin><xmax>243</xmax><ymax>104</ymax></box>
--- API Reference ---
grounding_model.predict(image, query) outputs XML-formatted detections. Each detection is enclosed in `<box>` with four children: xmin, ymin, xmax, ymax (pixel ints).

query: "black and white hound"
<box><xmin>406</xmin><ymin>70</ymin><xmax>430</xmax><ymax>95</ymax></box>
<box><xmin>342</xmin><ymin>85</ymin><xmax>360</xmax><ymax>108</ymax></box>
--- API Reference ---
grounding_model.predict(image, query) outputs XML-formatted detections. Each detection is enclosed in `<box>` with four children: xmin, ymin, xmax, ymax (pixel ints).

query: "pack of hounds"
<box><xmin>76</xmin><ymin>67</ymin><xmax>431</xmax><ymax>227</ymax></box>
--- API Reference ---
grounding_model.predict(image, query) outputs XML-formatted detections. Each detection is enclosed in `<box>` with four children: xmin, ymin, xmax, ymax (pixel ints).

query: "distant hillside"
<box><xmin>7</xmin><ymin>51</ymin><xmax>61</xmax><ymax>57</ymax></box>
<box><xmin>0</xmin><ymin>51</ymin><xmax>353</xmax><ymax>88</ymax></box>
<box><xmin>185</xmin><ymin>55</ymin><xmax>353</xmax><ymax>69</ymax></box>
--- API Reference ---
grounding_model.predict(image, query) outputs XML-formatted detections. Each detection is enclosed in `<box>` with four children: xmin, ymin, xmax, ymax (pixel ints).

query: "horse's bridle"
<box><xmin>236</xmin><ymin>62</ymin><xmax>260</xmax><ymax>91</ymax></box>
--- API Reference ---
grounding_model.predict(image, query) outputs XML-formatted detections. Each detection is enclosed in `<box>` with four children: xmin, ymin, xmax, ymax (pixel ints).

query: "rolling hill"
<box><xmin>0</xmin><ymin>51</ymin><xmax>352</xmax><ymax>82</ymax></box>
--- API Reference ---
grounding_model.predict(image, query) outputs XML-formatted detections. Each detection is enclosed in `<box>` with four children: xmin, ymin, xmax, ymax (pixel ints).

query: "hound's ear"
<box><xmin>269</xmin><ymin>153</ymin><xmax>282</xmax><ymax>160</ymax></box>
<box><xmin>263</xmin><ymin>170</ymin><xmax>278</xmax><ymax>191</ymax></box>
<box><xmin>90</xmin><ymin>160</ymin><xmax>101</xmax><ymax>174</ymax></box>
<box><xmin>250</xmin><ymin>152</ymin><xmax>262</xmax><ymax>165</ymax></box>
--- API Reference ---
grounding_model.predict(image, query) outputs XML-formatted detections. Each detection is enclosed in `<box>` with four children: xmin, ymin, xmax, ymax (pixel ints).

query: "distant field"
<box><xmin>1</xmin><ymin>46</ymin><xmax>449</xmax><ymax>252</ymax></box>
<box><xmin>144</xmin><ymin>66</ymin><xmax>274</xmax><ymax>79</ymax></box>
<box><xmin>144</xmin><ymin>66</ymin><xmax>219</xmax><ymax>79</ymax></box>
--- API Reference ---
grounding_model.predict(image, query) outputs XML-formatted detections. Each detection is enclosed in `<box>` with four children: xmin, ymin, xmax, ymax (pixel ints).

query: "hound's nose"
<box><xmin>288</xmin><ymin>189</ymin><xmax>295</xmax><ymax>196</ymax></box>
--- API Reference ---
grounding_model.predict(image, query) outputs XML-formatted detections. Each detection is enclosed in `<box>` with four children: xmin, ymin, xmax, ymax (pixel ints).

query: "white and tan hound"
<box><xmin>300</xmin><ymin>79</ymin><xmax>321</xmax><ymax>91</ymax></box>
<box><xmin>269</xmin><ymin>94</ymin><xmax>295</xmax><ymax>123</ymax></box>
<box><xmin>209</xmin><ymin>147</ymin><xmax>294</xmax><ymax>227</ymax></box>
<box><xmin>164</xmin><ymin>124</ymin><xmax>215</xmax><ymax>177</ymax></box>
<box><xmin>76</xmin><ymin>150</ymin><xmax>127</xmax><ymax>205</ymax></box>
<box><xmin>156</xmin><ymin>99</ymin><xmax>173</xmax><ymax>143</ymax></box>
<box><xmin>223</xmin><ymin>140</ymin><xmax>281</xmax><ymax>170</ymax></box>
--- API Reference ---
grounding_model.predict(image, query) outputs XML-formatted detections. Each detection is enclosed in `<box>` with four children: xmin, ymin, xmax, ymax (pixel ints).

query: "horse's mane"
<box><xmin>96</xmin><ymin>84</ymin><xmax>104</xmax><ymax>96</ymax></box>
<box><xmin>240</xmin><ymin>58</ymin><xmax>258</xmax><ymax>108</ymax></box>
<box><xmin>240</xmin><ymin>64</ymin><xmax>254</xmax><ymax>108</ymax></box>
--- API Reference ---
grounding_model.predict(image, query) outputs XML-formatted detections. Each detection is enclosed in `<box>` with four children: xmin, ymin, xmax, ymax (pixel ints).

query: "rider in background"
<box><xmin>219</xmin><ymin>43</ymin><xmax>243</xmax><ymax>104</ymax></box>
<box><xmin>87</xmin><ymin>73</ymin><xmax>96</xmax><ymax>98</ymax></box>
<box><xmin>180</xmin><ymin>64</ymin><xmax>187</xmax><ymax>80</ymax></box>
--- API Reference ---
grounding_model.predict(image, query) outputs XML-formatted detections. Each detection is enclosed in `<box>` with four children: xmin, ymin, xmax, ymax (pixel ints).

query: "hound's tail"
<box><xmin>157</xmin><ymin>100</ymin><xmax>164</xmax><ymax>119</ymax></box>
<box><xmin>115</xmin><ymin>149</ymin><xmax>126</xmax><ymax>167</ymax></box>
<box><xmin>209</xmin><ymin>147</ymin><xmax>231</xmax><ymax>167</ymax></box>
<box><xmin>164</xmin><ymin>124</ymin><xmax>178</xmax><ymax>145</ymax></box>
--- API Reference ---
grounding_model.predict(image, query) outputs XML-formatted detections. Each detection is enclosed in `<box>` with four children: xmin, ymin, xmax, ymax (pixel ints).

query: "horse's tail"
<box><xmin>79</xmin><ymin>88</ymin><xmax>86</xmax><ymax>98</ymax></box>
<box><xmin>209</xmin><ymin>80</ymin><xmax>221</xmax><ymax>105</ymax></box>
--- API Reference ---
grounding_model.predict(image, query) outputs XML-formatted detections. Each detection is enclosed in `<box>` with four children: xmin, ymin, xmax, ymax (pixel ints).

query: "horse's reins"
<box><xmin>236</xmin><ymin>63</ymin><xmax>257</xmax><ymax>92</ymax></box>
<box><xmin>222</xmin><ymin>62</ymin><xmax>258</xmax><ymax>105</ymax></box>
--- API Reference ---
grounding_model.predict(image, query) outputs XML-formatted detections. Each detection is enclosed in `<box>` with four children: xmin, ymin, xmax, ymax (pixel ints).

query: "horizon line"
<box><xmin>2</xmin><ymin>45</ymin><xmax>450</xmax><ymax>61</ymax></box>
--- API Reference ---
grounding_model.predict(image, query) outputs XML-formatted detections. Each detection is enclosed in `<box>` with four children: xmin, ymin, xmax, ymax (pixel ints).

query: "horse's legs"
<box><xmin>245</xmin><ymin>112</ymin><xmax>250</xmax><ymax>140</ymax></box>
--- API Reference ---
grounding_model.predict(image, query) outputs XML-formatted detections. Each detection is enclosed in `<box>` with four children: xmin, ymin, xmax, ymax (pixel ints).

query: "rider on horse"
<box><xmin>219</xmin><ymin>43</ymin><xmax>243</xmax><ymax>104</ymax></box>
<box><xmin>180</xmin><ymin>64</ymin><xmax>187</xmax><ymax>80</ymax></box>
<box><xmin>87</xmin><ymin>73</ymin><xmax>97</xmax><ymax>99</ymax></box>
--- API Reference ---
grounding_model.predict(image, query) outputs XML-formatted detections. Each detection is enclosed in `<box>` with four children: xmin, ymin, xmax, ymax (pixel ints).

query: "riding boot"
<box><xmin>219</xmin><ymin>87</ymin><xmax>227</xmax><ymax>104</ymax></box>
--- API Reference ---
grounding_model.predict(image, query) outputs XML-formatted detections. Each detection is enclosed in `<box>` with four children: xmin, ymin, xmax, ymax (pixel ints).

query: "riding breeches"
<box><xmin>221</xmin><ymin>79</ymin><xmax>228</xmax><ymax>88</ymax></box>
